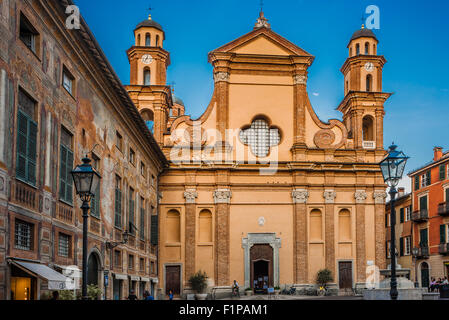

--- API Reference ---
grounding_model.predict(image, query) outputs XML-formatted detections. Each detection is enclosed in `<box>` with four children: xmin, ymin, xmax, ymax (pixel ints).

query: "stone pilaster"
<box><xmin>355</xmin><ymin>190</ymin><xmax>367</xmax><ymax>283</ymax></box>
<box><xmin>0</xmin><ymin>69</ymin><xmax>6</xmax><ymax>166</ymax></box>
<box><xmin>292</xmin><ymin>189</ymin><xmax>309</xmax><ymax>283</ymax></box>
<box><xmin>293</xmin><ymin>73</ymin><xmax>307</xmax><ymax>148</ymax></box>
<box><xmin>214</xmin><ymin>189</ymin><xmax>231</xmax><ymax>286</ymax></box>
<box><xmin>184</xmin><ymin>189</ymin><xmax>198</xmax><ymax>280</ymax></box>
<box><xmin>324</xmin><ymin>190</ymin><xmax>336</xmax><ymax>276</ymax></box>
<box><xmin>374</xmin><ymin>191</ymin><xmax>387</xmax><ymax>270</ymax></box>
<box><xmin>214</xmin><ymin>72</ymin><xmax>229</xmax><ymax>143</ymax></box>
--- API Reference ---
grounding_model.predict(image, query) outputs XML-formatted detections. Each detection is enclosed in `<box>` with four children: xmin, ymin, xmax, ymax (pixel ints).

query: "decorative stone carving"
<box><xmin>293</xmin><ymin>75</ymin><xmax>307</xmax><ymax>85</ymax></box>
<box><xmin>324</xmin><ymin>190</ymin><xmax>337</xmax><ymax>204</ymax></box>
<box><xmin>214</xmin><ymin>189</ymin><xmax>232</xmax><ymax>204</ymax></box>
<box><xmin>183</xmin><ymin>189</ymin><xmax>198</xmax><ymax>204</ymax></box>
<box><xmin>213</xmin><ymin>72</ymin><xmax>230</xmax><ymax>83</ymax></box>
<box><xmin>42</xmin><ymin>190</ymin><xmax>53</xmax><ymax>215</ymax></box>
<box><xmin>0</xmin><ymin>168</ymin><xmax>8</xmax><ymax>200</ymax></box>
<box><xmin>292</xmin><ymin>189</ymin><xmax>309</xmax><ymax>204</ymax></box>
<box><xmin>373</xmin><ymin>191</ymin><xmax>387</xmax><ymax>204</ymax></box>
<box><xmin>314</xmin><ymin>129</ymin><xmax>336</xmax><ymax>149</ymax></box>
<box><xmin>355</xmin><ymin>190</ymin><xmax>367</xmax><ymax>204</ymax></box>
<box><xmin>258</xmin><ymin>217</ymin><xmax>266</xmax><ymax>227</ymax></box>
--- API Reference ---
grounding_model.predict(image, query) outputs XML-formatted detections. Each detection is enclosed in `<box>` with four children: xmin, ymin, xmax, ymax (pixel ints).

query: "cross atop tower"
<box><xmin>254</xmin><ymin>1</ymin><xmax>270</xmax><ymax>29</ymax></box>
<box><xmin>148</xmin><ymin>6</ymin><xmax>153</xmax><ymax>20</ymax></box>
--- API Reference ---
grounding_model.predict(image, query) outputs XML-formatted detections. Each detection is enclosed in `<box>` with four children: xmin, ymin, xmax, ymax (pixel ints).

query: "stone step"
<box><xmin>338</xmin><ymin>289</ymin><xmax>355</xmax><ymax>296</ymax></box>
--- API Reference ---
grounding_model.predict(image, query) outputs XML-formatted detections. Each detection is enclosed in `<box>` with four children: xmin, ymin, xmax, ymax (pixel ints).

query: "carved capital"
<box><xmin>355</xmin><ymin>190</ymin><xmax>367</xmax><ymax>204</ymax></box>
<box><xmin>214</xmin><ymin>72</ymin><xmax>230</xmax><ymax>83</ymax></box>
<box><xmin>292</xmin><ymin>189</ymin><xmax>309</xmax><ymax>204</ymax></box>
<box><xmin>293</xmin><ymin>74</ymin><xmax>307</xmax><ymax>85</ymax></box>
<box><xmin>183</xmin><ymin>189</ymin><xmax>198</xmax><ymax>204</ymax></box>
<box><xmin>323</xmin><ymin>190</ymin><xmax>337</xmax><ymax>204</ymax></box>
<box><xmin>214</xmin><ymin>189</ymin><xmax>232</xmax><ymax>204</ymax></box>
<box><xmin>373</xmin><ymin>191</ymin><xmax>387</xmax><ymax>204</ymax></box>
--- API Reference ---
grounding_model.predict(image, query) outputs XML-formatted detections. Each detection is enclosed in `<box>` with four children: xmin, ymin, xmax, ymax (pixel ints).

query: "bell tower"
<box><xmin>126</xmin><ymin>14</ymin><xmax>172</xmax><ymax>146</ymax></box>
<box><xmin>338</xmin><ymin>26</ymin><xmax>391</xmax><ymax>150</ymax></box>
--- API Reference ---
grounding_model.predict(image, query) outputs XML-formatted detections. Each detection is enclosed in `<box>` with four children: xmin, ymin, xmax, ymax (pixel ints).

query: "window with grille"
<box><xmin>239</xmin><ymin>119</ymin><xmax>280</xmax><ymax>157</ymax></box>
<box><xmin>115</xmin><ymin>176</ymin><xmax>122</xmax><ymax>228</ymax></box>
<box><xmin>59</xmin><ymin>127</ymin><xmax>73</xmax><ymax>204</ymax></box>
<box><xmin>15</xmin><ymin>220</ymin><xmax>33</xmax><ymax>251</ymax></box>
<box><xmin>16</xmin><ymin>90</ymin><xmax>37</xmax><ymax>185</ymax></box>
<box><xmin>58</xmin><ymin>233</ymin><xmax>70</xmax><ymax>257</ymax></box>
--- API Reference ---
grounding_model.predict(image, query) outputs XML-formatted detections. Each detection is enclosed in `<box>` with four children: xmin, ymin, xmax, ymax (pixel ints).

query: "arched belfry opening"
<box><xmin>362</xmin><ymin>115</ymin><xmax>375</xmax><ymax>142</ymax></box>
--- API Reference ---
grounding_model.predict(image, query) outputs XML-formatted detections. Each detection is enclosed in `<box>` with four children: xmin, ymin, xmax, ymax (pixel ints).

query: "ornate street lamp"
<box><xmin>379</xmin><ymin>144</ymin><xmax>409</xmax><ymax>300</ymax></box>
<box><xmin>71</xmin><ymin>157</ymin><xmax>101</xmax><ymax>300</ymax></box>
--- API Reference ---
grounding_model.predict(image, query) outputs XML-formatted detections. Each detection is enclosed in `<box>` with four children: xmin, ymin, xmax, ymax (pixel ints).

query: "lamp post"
<box><xmin>412</xmin><ymin>247</ymin><xmax>419</xmax><ymax>288</ymax></box>
<box><xmin>379</xmin><ymin>144</ymin><xmax>409</xmax><ymax>300</ymax></box>
<box><xmin>71</xmin><ymin>157</ymin><xmax>101</xmax><ymax>300</ymax></box>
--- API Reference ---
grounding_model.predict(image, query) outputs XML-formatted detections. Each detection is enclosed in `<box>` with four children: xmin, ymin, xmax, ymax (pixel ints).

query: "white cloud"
<box><xmin>312</xmin><ymin>92</ymin><xmax>320</xmax><ymax>96</ymax></box>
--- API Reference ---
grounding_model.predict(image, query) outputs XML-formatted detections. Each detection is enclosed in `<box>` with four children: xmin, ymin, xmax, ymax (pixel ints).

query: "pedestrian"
<box><xmin>443</xmin><ymin>277</ymin><xmax>449</xmax><ymax>285</ymax></box>
<box><xmin>51</xmin><ymin>291</ymin><xmax>59</xmax><ymax>300</ymax></box>
<box><xmin>168</xmin><ymin>290</ymin><xmax>174</xmax><ymax>301</ymax></box>
<box><xmin>143</xmin><ymin>290</ymin><xmax>154</xmax><ymax>301</ymax></box>
<box><xmin>127</xmin><ymin>290</ymin><xmax>138</xmax><ymax>300</ymax></box>
<box><xmin>430</xmin><ymin>278</ymin><xmax>436</xmax><ymax>292</ymax></box>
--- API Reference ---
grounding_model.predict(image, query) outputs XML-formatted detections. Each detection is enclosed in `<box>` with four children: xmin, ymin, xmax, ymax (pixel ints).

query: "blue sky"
<box><xmin>74</xmin><ymin>0</ymin><xmax>449</xmax><ymax>192</ymax></box>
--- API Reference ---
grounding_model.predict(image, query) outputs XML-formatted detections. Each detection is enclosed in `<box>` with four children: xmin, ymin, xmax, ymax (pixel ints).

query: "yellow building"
<box><xmin>126</xmin><ymin>12</ymin><xmax>390</xmax><ymax>296</ymax></box>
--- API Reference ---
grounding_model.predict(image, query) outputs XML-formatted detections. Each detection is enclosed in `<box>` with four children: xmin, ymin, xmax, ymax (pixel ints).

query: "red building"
<box><xmin>408</xmin><ymin>147</ymin><xmax>449</xmax><ymax>288</ymax></box>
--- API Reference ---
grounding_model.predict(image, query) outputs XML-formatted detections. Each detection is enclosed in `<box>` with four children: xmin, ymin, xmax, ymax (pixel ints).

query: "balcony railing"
<box><xmin>439</xmin><ymin>243</ymin><xmax>449</xmax><ymax>255</ymax></box>
<box><xmin>10</xmin><ymin>180</ymin><xmax>39</xmax><ymax>212</ymax></box>
<box><xmin>411</xmin><ymin>209</ymin><xmax>429</xmax><ymax>222</ymax></box>
<box><xmin>413</xmin><ymin>246</ymin><xmax>430</xmax><ymax>259</ymax></box>
<box><xmin>362</xmin><ymin>141</ymin><xmax>376</xmax><ymax>150</ymax></box>
<box><xmin>438</xmin><ymin>203</ymin><xmax>449</xmax><ymax>217</ymax></box>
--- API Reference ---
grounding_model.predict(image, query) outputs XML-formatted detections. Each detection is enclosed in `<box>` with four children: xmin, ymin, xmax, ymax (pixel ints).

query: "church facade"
<box><xmin>127</xmin><ymin>12</ymin><xmax>390</xmax><ymax>294</ymax></box>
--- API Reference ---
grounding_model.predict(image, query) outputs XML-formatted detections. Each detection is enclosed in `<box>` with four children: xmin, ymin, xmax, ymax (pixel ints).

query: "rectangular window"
<box><xmin>59</xmin><ymin>127</ymin><xmax>73</xmax><ymax>204</ymax></box>
<box><xmin>62</xmin><ymin>67</ymin><xmax>74</xmax><ymax>95</ymax></box>
<box><xmin>19</xmin><ymin>13</ymin><xmax>39</xmax><ymax>54</ymax></box>
<box><xmin>419</xmin><ymin>195</ymin><xmax>428</xmax><ymax>211</ymax></box>
<box><xmin>128</xmin><ymin>255</ymin><xmax>134</xmax><ymax>270</ymax></box>
<box><xmin>114</xmin><ymin>250</ymin><xmax>121</xmax><ymax>267</ymax></box>
<box><xmin>140</xmin><ymin>258</ymin><xmax>145</xmax><ymax>272</ymax></box>
<box><xmin>400</xmin><ymin>208</ymin><xmax>405</xmax><ymax>223</ymax></box>
<box><xmin>140</xmin><ymin>162</ymin><xmax>146</xmax><ymax>177</ymax></box>
<box><xmin>14</xmin><ymin>219</ymin><xmax>33</xmax><ymax>251</ymax></box>
<box><xmin>129</xmin><ymin>188</ymin><xmax>135</xmax><ymax>234</ymax></box>
<box><xmin>440</xmin><ymin>165</ymin><xmax>447</xmax><ymax>181</ymax></box>
<box><xmin>440</xmin><ymin>225</ymin><xmax>447</xmax><ymax>244</ymax></box>
<box><xmin>414</xmin><ymin>175</ymin><xmax>420</xmax><ymax>191</ymax></box>
<box><xmin>116</xmin><ymin>131</ymin><xmax>123</xmax><ymax>151</ymax></box>
<box><xmin>405</xmin><ymin>206</ymin><xmax>411</xmax><ymax>221</ymax></box>
<box><xmin>404</xmin><ymin>236</ymin><xmax>411</xmax><ymax>256</ymax></box>
<box><xmin>151</xmin><ymin>175</ymin><xmax>155</xmax><ymax>187</ymax></box>
<box><xmin>421</xmin><ymin>171</ymin><xmax>431</xmax><ymax>188</ymax></box>
<box><xmin>114</xmin><ymin>176</ymin><xmax>122</xmax><ymax>228</ymax></box>
<box><xmin>399</xmin><ymin>237</ymin><xmax>404</xmax><ymax>257</ymax></box>
<box><xmin>140</xmin><ymin>197</ymin><xmax>145</xmax><ymax>241</ymax></box>
<box><xmin>151</xmin><ymin>215</ymin><xmax>158</xmax><ymax>246</ymax></box>
<box><xmin>420</xmin><ymin>228</ymin><xmax>428</xmax><ymax>247</ymax></box>
<box><xmin>129</xmin><ymin>148</ymin><xmax>135</xmax><ymax>165</ymax></box>
<box><xmin>58</xmin><ymin>233</ymin><xmax>70</xmax><ymax>258</ymax></box>
<box><xmin>16</xmin><ymin>91</ymin><xmax>37</xmax><ymax>185</ymax></box>
<box><xmin>90</xmin><ymin>155</ymin><xmax>101</xmax><ymax>218</ymax></box>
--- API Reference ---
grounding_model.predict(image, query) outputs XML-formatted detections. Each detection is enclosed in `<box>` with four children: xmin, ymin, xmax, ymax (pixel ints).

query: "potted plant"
<box><xmin>316</xmin><ymin>269</ymin><xmax>333</xmax><ymax>296</ymax></box>
<box><xmin>188</xmin><ymin>271</ymin><xmax>208</xmax><ymax>300</ymax></box>
<box><xmin>274</xmin><ymin>286</ymin><xmax>281</xmax><ymax>295</ymax></box>
<box><xmin>245</xmin><ymin>288</ymin><xmax>253</xmax><ymax>296</ymax></box>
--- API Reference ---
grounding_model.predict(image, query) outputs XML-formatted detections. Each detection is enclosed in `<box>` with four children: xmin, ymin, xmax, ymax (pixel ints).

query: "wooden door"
<box><xmin>421</xmin><ymin>263</ymin><xmax>430</xmax><ymax>288</ymax></box>
<box><xmin>339</xmin><ymin>262</ymin><xmax>353</xmax><ymax>289</ymax></box>
<box><xmin>165</xmin><ymin>266</ymin><xmax>181</xmax><ymax>295</ymax></box>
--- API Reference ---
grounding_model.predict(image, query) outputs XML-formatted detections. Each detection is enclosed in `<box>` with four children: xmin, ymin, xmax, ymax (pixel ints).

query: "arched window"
<box><xmin>310</xmin><ymin>209</ymin><xmax>323</xmax><ymax>241</ymax></box>
<box><xmin>137</xmin><ymin>34</ymin><xmax>141</xmax><ymax>46</ymax></box>
<box><xmin>166</xmin><ymin>210</ymin><xmax>180</xmax><ymax>243</ymax></box>
<box><xmin>362</xmin><ymin>116</ymin><xmax>374</xmax><ymax>141</ymax></box>
<box><xmin>349</xmin><ymin>47</ymin><xmax>352</xmax><ymax>57</ymax></box>
<box><xmin>366</xmin><ymin>74</ymin><xmax>372</xmax><ymax>92</ymax></box>
<box><xmin>144</xmin><ymin>69</ymin><xmax>151</xmax><ymax>86</ymax></box>
<box><xmin>365</xmin><ymin>42</ymin><xmax>369</xmax><ymax>55</ymax></box>
<box><xmin>356</xmin><ymin>44</ymin><xmax>360</xmax><ymax>55</ymax></box>
<box><xmin>145</xmin><ymin>33</ymin><xmax>151</xmax><ymax>47</ymax></box>
<box><xmin>338</xmin><ymin>209</ymin><xmax>352</xmax><ymax>241</ymax></box>
<box><xmin>199</xmin><ymin>210</ymin><xmax>212</xmax><ymax>243</ymax></box>
<box><xmin>155</xmin><ymin>35</ymin><xmax>160</xmax><ymax>47</ymax></box>
<box><xmin>373</xmin><ymin>44</ymin><xmax>376</xmax><ymax>55</ymax></box>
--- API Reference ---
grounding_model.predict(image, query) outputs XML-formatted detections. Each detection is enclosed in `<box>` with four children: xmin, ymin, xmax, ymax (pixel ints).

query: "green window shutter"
<box><xmin>440</xmin><ymin>225</ymin><xmax>447</xmax><ymax>244</ymax></box>
<box><xmin>129</xmin><ymin>199</ymin><xmax>135</xmax><ymax>234</ymax></box>
<box><xmin>414</xmin><ymin>176</ymin><xmax>420</xmax><ymax>190</ymax></box>
<box><xmin>115</xmin><ymin>189</ymin><xmax>122</xmax><ymax>228</ymax></box>
<box><xmin>427</xmin><ymin>171</ymin><xmax>431</xmax><ymax>185</ymax></box>
<box><xmin>440</xmin><ymin>165</ymin><xmax>446</xmax><ymax>181</ymax></box>
<box><xmin>446</xmin><ymin>188</ymin><xmax>449</xmax><ymax>204</ymax></box>
<box><xmin>65</xmin><ymin>150</ymin><xmax>73</xmax><ymax>204</ymax></box>
<box><xmin>91</xmin><ymin>184</ymin><xmax>100</xmax><ymax>218</ymax></box>
<box><xmin>420</xmin><ymin>229</ymin><xmax>428</xmax><ymax>247</ymax></box>
<box><xmin>27</xmin><ymin>120</ymin><xmax>37</xmax><ymax>185</ymax></box>
<box><xmin>59</xmin><ymin>145</ymin><xmax>67</xmax><ymax>201</ymax></box>
<box><xmin>16</xmin><ymin>111</ymin><xmax>28</xmax><ymax>181</ymax></box>
<box><xmin>140</xmin><ymin>208</ymin><xmax>145</xmax><ymax>240</ymax></box>
<box><xmin>420</xmin><ymin>196</ymin><xmax>428</xmax><ymax>210</ymax></box>
<box><xmin>400</xmin><ymin>208</ymin><xmax>404</xmax><ymax>223</ymax></box>
<box><xmin>59</xmin><ymin>145</ymin><xmax>73</xmax><ymax>204</ymax></box>
<box><xmin>399</xmin><ymin>238</ymin><xmax>404</xmax><ymax>256</ymax></box>
<box><xmin>385</xmin><ymin>214</ymin><xmax>388</xmax><ymax>227</ymax></box>
<box><xmin>151</xmin><ymin>215</ymin><xmax>158</xmax><ymax>245</ymax></box>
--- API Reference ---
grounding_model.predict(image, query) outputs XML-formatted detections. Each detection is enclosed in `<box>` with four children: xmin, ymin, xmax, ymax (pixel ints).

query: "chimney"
<box><xmin>434</xmin><ymin>147</ymin><xmax>443</xmax><ymax>161</ymax></box>
<box><xmin>398</xmin><ymin>188</ymin><xmax>405</xmax><ymax>197</ymax></box>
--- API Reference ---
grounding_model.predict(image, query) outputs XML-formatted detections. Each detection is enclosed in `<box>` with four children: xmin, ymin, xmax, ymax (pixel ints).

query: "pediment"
<box><xmin>210</xmin><ymin>27</ymin><xmax>313</xmax><ymax>57</ymax></box>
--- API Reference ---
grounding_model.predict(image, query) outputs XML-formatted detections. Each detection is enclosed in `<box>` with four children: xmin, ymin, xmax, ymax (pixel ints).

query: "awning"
<box><xmin>150</xmin><ymin>277</ymin><xmax>159</xmax><ymax>284</ymax></box>
<box><xmin>129</xmin><ymin>275</ymin><xmax>140</xmax><ymax>281</ymax></box>
<box><xmin>10</xmin><ymin>260</ymin><xmax>74</xmax><ymax>290</ymax></box>
<box><xmin>113</xmin><ymin>273</ymin><xmax>128</xmax><ymax>280</ymax></box>
<box><xmin>140</xmin><ymin>277</ymin><xmax>150</xmax><ymax>282</ymax></box>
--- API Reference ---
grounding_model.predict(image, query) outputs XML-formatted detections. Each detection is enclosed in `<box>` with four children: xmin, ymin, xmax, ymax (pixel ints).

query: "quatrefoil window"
<box><xmin>239</xmin><ymin>118</ymin><xmax>281</xmax><ymax>157</ymax></box>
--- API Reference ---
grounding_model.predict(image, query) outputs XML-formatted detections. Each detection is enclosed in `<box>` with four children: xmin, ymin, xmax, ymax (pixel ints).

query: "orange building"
<box><xmin>408</xmin><ymin>147</ymin><xmax>449</xmax><ymax>288</ymax></box>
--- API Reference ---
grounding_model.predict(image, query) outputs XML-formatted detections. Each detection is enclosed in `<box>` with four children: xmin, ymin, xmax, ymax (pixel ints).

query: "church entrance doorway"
<box><xmin>250</xmin><ymin>244</ymin><xmax>273</xmax><ymax>294</ymax></box>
